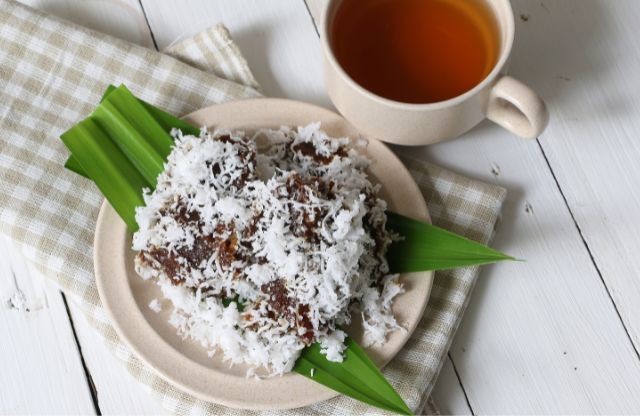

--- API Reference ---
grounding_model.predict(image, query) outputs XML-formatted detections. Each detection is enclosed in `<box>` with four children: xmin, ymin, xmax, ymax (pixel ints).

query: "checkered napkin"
<box><xmin>0</xmin><ymin>1</ymin><xmax>506</xmax><ymax>414</ymax></box>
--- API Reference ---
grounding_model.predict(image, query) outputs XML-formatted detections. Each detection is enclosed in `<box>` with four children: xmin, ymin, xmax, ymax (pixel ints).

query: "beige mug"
<box><xmin>320</xmin><ymin>0</ymin><xmax>549</xmax><ymax>146</ymax></box>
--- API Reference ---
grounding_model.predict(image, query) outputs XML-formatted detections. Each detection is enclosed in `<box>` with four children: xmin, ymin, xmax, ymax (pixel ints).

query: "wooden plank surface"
<box><xmin>418</xmin><ymin>125</ymin><xmax>640</xmax><ymax>413</ymax></box>
<box><xmin>512</xmin><ymin>0</ymin><xmax>640</xmax><ymax>352</ymax></box>
<box><xmin>68</xmin><ymin>302</ymin><xmax>165</xmax><ymax>415</ymax></box>
<box><xmin>0</xmin><ymin>237</ymin><xmax>96</xmax><ymax>414</ymax></box>
<box><xmin>430</xmin><ymin>359</ymin><xmax>472</xmax><ymax>415</ymax></box>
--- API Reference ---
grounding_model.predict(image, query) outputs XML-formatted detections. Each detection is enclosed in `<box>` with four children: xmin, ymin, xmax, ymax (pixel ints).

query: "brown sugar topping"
<box><xmin>145</xmin><ymin>249</ymin><xmax>184</xmax><ymax>285</ymax></box>
<box><xmin>218</xmin><ymin>232</ymin><xmax>239</xmax><ymax>268</ymax></box>
<box><xmin>261</xmin><ymin>280</ymin><xmax>315</xmax><ymax>344</ymax></box>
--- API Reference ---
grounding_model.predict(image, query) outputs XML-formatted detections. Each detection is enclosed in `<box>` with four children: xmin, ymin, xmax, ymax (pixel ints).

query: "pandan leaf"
<box><xmin>386</xmin><ymin>211</ymin><xmax>515</xmax><ymax>272</ymax></box>
<box><xmin>66</xmin><ymin>84</ymin><xmax>199</xmax><ymax>178</ymax></box>
<box><xmin>60</xmin><ymin>117</ymin><xmax>146</xmax><ymax>230</ymax></box>
<box><xmin>294</xmin><ymin>339</ymin><xmax>412</xmax><ymax>415</ymax></box>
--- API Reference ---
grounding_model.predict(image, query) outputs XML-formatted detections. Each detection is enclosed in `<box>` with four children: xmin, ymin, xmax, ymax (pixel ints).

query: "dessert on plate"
<box><xmin>132</xmin><ymin>123</ymin><xmax>403</xmax><ymax>376</ymax></box>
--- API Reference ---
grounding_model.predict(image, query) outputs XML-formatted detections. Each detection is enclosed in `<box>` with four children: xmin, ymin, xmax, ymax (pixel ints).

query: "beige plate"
<box><xmin>94</xmin><ymin>98</ymin><xmax>433</xmax><ymax>410</ymax></box>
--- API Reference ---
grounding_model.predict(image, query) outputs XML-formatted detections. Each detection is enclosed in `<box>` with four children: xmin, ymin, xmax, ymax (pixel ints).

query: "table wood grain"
<box><xmin>2</xmin><ymin>0</ymin><xmax>639</xmax><ymax>414</ymax></box>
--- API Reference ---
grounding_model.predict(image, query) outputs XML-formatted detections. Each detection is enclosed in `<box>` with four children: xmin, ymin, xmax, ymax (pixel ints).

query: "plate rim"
<box><xmin>94</xmin><ymin>97</ymin><xmax>433</xmax><ymax>410</ymax></box>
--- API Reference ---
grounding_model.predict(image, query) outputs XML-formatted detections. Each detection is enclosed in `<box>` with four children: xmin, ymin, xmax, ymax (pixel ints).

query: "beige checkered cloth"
<box><xmin>0</xmin><ymin>1</ymin><xmax>506</xmax><ymax>414</ymax></box>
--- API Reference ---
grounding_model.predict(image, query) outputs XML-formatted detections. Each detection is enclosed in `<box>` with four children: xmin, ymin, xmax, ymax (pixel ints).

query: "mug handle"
<box><xmin>486</xmin><ymin>75</ymin><xmax>549</xmax><ymax>139</ymax></box>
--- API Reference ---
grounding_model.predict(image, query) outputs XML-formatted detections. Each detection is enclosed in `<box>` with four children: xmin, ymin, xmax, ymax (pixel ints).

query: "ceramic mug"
<box><xmin>320</xmin><ymin>0</ymin><xmax>549</xmax><ymax>146</ymax></box>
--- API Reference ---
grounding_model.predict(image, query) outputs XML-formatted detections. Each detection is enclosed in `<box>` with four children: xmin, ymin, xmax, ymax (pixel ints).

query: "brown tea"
<box><xmin>331</xmin><ymin>0</ymin><xmax>500</xmax><ymax>104</ymax></box>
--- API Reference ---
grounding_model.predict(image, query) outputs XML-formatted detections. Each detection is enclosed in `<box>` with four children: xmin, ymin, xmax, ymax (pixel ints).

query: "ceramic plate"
<box><xmin>94</xmin><ymin>98</ymin><xmax>433</xmax><ymax>410</ymax></box>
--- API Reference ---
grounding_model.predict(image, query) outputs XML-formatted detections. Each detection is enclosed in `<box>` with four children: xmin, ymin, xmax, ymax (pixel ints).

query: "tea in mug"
<box><xmin>331</xmin><ymin>0</ymin><xmax>500</xmax><ymax>104</ymax></box>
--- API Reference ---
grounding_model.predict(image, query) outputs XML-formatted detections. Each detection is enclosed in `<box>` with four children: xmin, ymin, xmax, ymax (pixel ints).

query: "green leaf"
<box><xmin>64</xmin><ymin>155</ymin><xmax>86</xmax><ymax>176</ymax></box>
<box><xmin>90</xmin><ymin>85</ymin><xmax>173</xmax><ymax>187</ymax></box>
<box><xmin>61</xmin><ymin>84</ymin><xmax>200</xmax><ymax>230</ymax></box>
<box><xmin>221</xmin><ymin>296</ymin><xmax>245</xmax><ymax>312</ymax></box>
<box><xmin>66</xmin><ymin>85</ymin><xmax>123</xmax><ymax>178</ymax></box>
<box><xmin>59</xmin><ymin>84</ymin><xmax>182</xmax><ymax>231</ymax></box>
<box><xmin>294</xmin><ymin>339</ymin><xmax>412</xmax><ymax>415</ymax></box>
<box><xmin>60</xmin><ymin>117</ymin><xmax>146</xmax><ymax>231</ymax></box>
<box><xmin>66</xmin><ymin>84</ymin><xmax>199</xmax><ymax>178</ymax></box>
<box><xmin>386</xmin><ymin>211</ymin><xmax>516</xmax><ymax>272</ymax></box>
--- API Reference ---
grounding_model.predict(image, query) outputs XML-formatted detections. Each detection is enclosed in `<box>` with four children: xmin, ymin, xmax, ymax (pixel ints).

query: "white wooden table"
<box><xmin>2</xmin><ymin>0</ymin><xmax>640</xmax><ymax>414</ymax></box>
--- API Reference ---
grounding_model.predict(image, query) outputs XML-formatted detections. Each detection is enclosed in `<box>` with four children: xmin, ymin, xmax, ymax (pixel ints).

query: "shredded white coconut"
<box><xmin>148</xmin><ymin>298</ymin><xmax>162</xmax><ymax>313</ymax></box>
<box><xmin>133</xmin><ymin>123</ymin><xmax>403</xmax><ymax>376</ymax></box>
